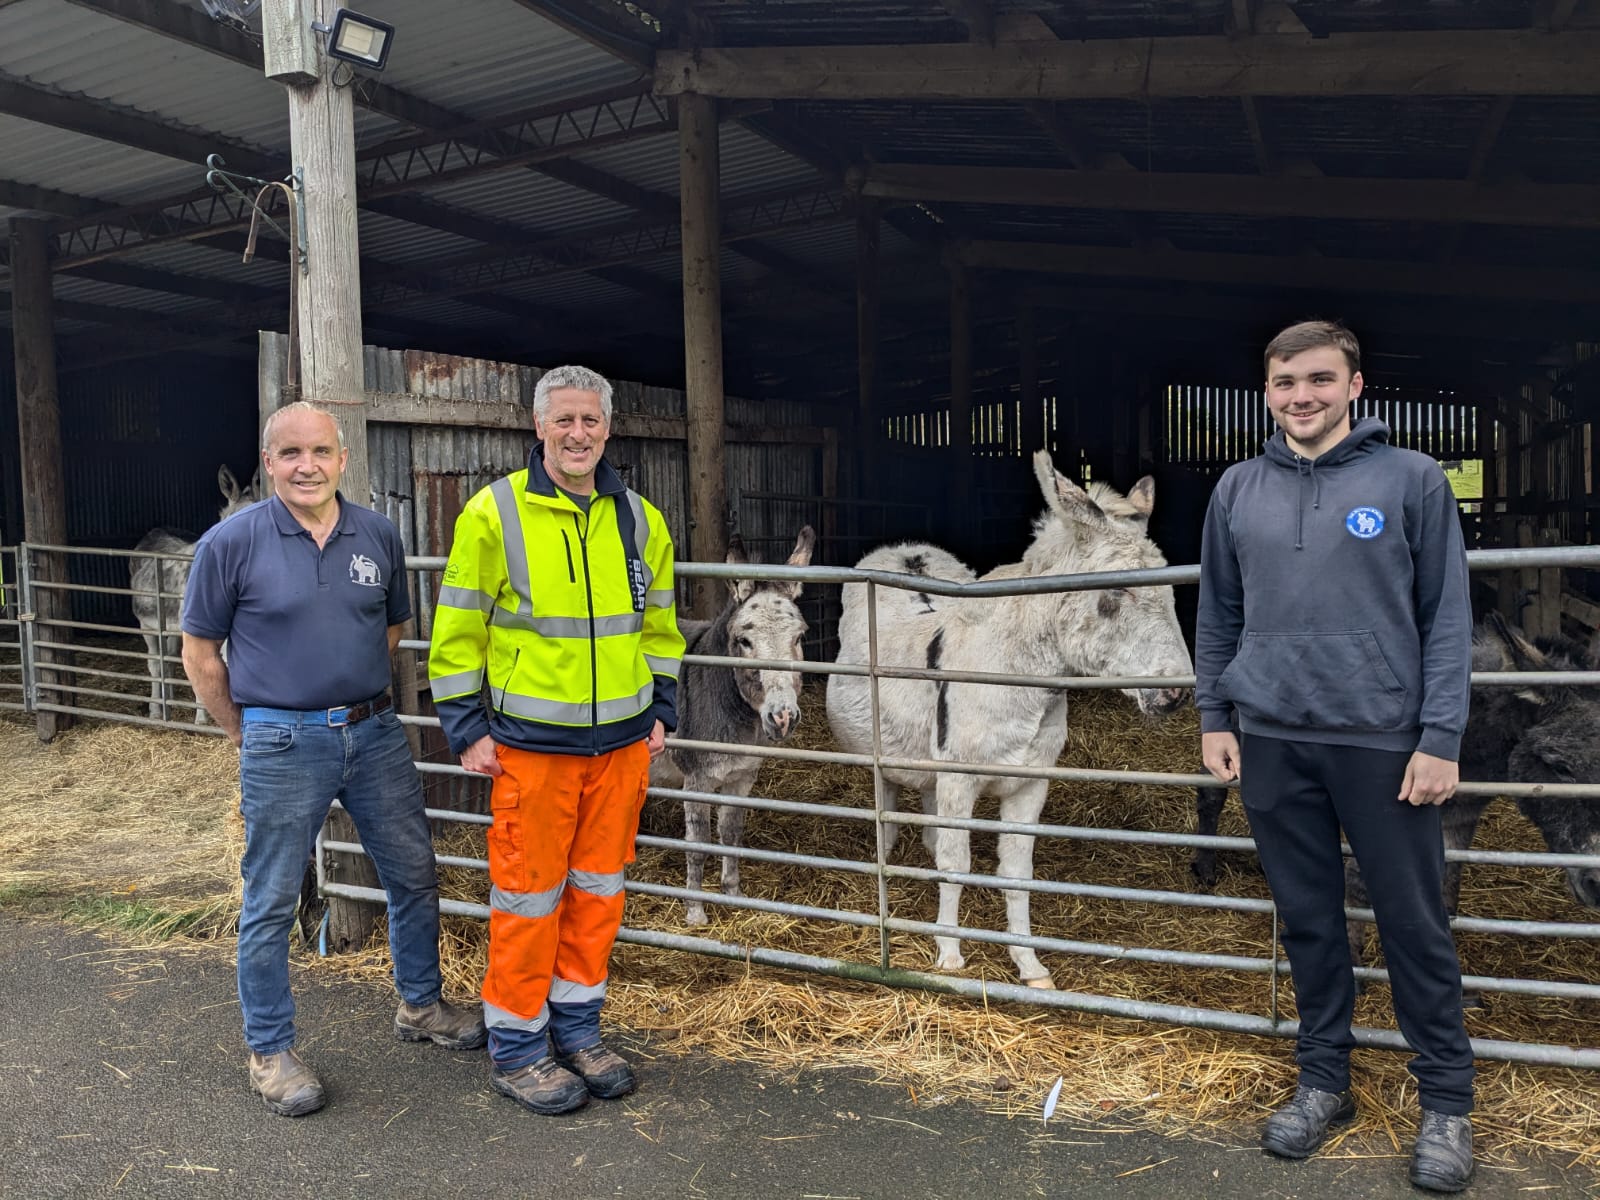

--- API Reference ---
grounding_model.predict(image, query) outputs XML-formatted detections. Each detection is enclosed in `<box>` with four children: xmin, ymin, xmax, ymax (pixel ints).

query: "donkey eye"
<box><xmin>733</xmin><ymin>637</ymin><xmax>752</xmax><ymax>652</ymax></box>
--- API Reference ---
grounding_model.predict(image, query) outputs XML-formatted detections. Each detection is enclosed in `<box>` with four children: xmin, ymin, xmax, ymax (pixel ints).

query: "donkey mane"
<box><xmin>1021</xmin><ymin>480</ymin><xmax>1170</xmax><ymax>578</ymax></box>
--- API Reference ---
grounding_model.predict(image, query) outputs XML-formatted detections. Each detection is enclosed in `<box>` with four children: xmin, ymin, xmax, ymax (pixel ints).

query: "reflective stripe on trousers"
<box><xmin>481</xmin><ymin>738</ymin><xmax>650</xmax><ymax>1041</ymax></box>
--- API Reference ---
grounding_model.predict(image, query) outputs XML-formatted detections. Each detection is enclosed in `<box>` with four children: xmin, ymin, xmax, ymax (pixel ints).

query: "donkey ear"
<box><xmin>218</xmin><ymin>464</ymin><xmax>241</xmax><ymax>504</ymax></box>
<box><xmin>1126</xmin><ymin>476</ymin><xmax>1156</xmax><ymax>518</ymax></box>
<box><xmin>249</xmin><ymin>465</ymin><xmax>264</xmax><ymax>500</ymax></box>
<box><xmin>767</xmin><ymin>525</ymin><xmax>815</xmax><ymax>601</ymax></box>
<box><xmin>725</xmin><ymin>536</ymin><xmax>757</xmax><ymax>602</ymax></box>
<box><xmin>1033</xmin><ymin>450</ymin><xmax>1104</xmax><ymax>527</ymax></box>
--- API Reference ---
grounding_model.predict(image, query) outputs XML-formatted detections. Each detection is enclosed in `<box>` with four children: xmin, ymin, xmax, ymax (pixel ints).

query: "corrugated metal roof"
<box><xmin>347</xmin><ymin>0</ymin><xmax>645</xmax><ymax>116</ymax></box>
<box><xmin>0</xmin><ymin>113</ymin><xmax>197</xmax><ymax>207</ymax></box>
<box><xmin>0</xmin><ymin>1</ymin><xmax>402</xmax><ymax>151</ymax></box>
<box><xmin>425</xmin><ymin>168</ymin><xmax>638</xmax><ymax>235</ymax></box>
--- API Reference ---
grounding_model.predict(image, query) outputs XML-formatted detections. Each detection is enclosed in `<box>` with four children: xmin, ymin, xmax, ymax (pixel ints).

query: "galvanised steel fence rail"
<box><xmin>7</xmin><ymin>541</ymin><xmax>1600</xmax><ymax>1068</ymax></box>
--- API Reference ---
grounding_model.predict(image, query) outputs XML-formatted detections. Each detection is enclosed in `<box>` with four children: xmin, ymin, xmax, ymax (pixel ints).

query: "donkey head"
<box><xmin>723</xmin><ymin>526</ymin><xmax>815</xmax><ymax>741</ymax></box>
<box><xmin>1027</xmin><ymin>450</ymin><xmax>1192</xmax><ymax>717</ymax></box>
<box><xmin>217</xmin><ymin>464</ymin><xmax>264</xmax><ymax>523</ymax></box>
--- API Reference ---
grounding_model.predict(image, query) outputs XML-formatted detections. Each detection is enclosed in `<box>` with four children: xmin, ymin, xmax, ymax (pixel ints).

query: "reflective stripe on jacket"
<box><xmin>428</xmin><ymin>454</ymin><xmax>684</xmax><ymax>756</ymax></box>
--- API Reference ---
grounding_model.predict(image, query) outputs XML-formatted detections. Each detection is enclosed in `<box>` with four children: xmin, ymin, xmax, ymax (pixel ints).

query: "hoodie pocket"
<box><xmin>1216</xmin><ymin>631</ymin><xmax>1407</xmax><ymax>732</ymax></box>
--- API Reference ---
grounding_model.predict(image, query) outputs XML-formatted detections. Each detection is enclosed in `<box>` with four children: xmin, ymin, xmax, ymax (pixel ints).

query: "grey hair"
<box><xmin>533</xmin><ymin>365</ymin><xmax>614</xmax><ymax>423</ymax></box>
<box><xmin>261</xmin><ymin>400</ymin><xmax>346</xmax><ymax>452</ymax></box>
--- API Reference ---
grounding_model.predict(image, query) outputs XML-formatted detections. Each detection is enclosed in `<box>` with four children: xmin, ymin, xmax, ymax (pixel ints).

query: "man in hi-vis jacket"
<box><xmin>429</xmin><ymin>365</ymin><xmax>684</xmax><ymax>1116</ymax></box>
<box><xmin>1196</xmin><ymin>322</ymin><xmax>1476</xmax><ymax>1193</ymax></box>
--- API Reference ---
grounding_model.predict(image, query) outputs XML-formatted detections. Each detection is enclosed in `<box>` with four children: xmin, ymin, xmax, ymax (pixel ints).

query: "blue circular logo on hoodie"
<box><xmin>1346</xmin><ymin>507</ymin><xmax>1385</xmax><ymax>539</ymax></box>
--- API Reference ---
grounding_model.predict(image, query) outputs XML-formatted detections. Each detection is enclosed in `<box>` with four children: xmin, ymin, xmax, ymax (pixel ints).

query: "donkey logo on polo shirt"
<box><xmin>349</xmin><ymin>553</ymin><xmax>382</xmax><ymax>586</ymax></box>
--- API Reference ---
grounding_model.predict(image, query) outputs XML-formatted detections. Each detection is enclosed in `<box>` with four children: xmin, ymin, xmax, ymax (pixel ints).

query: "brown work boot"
<box><xmin>394</xmin><ymin>999</ymin><xmax>487</xmax><ymax>1050</ymax></box>
<box><xmin>490</xmin><ymin>1057</ymin><xmax>590</xmax><ymax>1115</ymax></box>
<box><xmin>556</xmin><ymin>1042</ymin><xmax>637</xmax><ymax>1099</ymax></box>
<box><xmin>248</xmin><ymin>1049</ymin><xmax>326</xmax><ymax>1117</ymax></box>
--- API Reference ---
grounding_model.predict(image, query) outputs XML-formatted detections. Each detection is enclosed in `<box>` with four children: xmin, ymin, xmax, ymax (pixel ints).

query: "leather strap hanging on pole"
<box><xmin>244</xmin><ymin>181</ymin><xmax>302</xmax><ymax>402</ymax></box>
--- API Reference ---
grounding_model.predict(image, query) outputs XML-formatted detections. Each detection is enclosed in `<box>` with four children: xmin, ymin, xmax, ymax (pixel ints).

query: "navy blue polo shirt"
<box><xmin>181</xmin><ymin>493</ymin><xmax>411</xmax><ymax>710</ymax></box>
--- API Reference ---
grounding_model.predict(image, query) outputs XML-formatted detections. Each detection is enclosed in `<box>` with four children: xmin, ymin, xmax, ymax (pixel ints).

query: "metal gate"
<box><xmin>5</xmin><ymin>541</ymin><xmax>1599</xmax><ymax>1068</ymax></box>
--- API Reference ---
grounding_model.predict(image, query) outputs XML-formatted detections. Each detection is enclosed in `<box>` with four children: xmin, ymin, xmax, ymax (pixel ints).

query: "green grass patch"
<box><xmin>0</xmin><ymin>882</ymin><xmax>54</xmax><ymax>910</ymax></box>
<box><xmin>62</xmin><ymin>894</ymin><xmax>234</xmax><ymax>941</ymax></box>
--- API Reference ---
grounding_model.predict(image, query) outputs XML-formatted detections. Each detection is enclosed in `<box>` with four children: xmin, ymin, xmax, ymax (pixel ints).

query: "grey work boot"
<box><xmin>394</xmin><ymin>999</ymin><xmax>488</xmax><ymax>1050</ymax></box>
<box><xmin>248</xmin><ymin>1049</ymin><xmax>326</xmax><ymax>1117</ymax></box>
<box><xmin>1409</xmin><ymin>1110</ymin><xmax>1474</xmax><ymax>1193</ymax></box>
<box><xmin>556</xmin><ymin>1042</ymin><xmax>637</xmax><ymax>1099</ymax></box>
<box><xmin>490</xmin><ymin>1058</ymin><xmax>590</xmax><ymax>1115</ymax></box>
<box><xmin>1260</xmin><ymin>1085</ymin><xmax>1356</xmax><ymax>1159</ymax></box>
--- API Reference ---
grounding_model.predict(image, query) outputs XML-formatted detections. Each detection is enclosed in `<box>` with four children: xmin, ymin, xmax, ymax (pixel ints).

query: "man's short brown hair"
<box><xmin>1263</xmin><ymin>320</ymin><xmax>1360</xmax><ymax>378</ymax></box>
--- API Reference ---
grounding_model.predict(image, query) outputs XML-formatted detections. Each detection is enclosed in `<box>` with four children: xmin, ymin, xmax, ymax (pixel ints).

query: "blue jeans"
<box><xmin>237</xmin><ymin>706</ymin><xmax>441</xmax><ymax>1054</ymax></box>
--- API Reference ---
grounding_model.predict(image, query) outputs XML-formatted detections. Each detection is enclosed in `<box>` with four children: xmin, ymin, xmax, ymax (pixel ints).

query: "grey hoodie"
<box><xmin>1195</xmin><ymin>417</ymin><xmax>1472</xmax><ymax>761</ymax></box>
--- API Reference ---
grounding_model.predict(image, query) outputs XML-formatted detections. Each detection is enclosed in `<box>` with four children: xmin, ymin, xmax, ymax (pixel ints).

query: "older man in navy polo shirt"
<box><xmin>181</xmin><ymin>401</ymin><xmax>484</xmax><ymax>1118</ymax></box>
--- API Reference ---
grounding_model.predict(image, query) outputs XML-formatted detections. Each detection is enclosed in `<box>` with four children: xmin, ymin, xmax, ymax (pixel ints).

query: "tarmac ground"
<box><xmin>2</xmin><ymin>911</ymin><xmax>1592</xmax><ymax>1200</ymax></box>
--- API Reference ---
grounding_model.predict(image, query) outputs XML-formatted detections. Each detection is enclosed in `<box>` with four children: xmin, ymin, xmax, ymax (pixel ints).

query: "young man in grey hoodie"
<box><xmin>1196</xmin><ymin>321</ymin><xmax>1475</xmax><ymax>1193</ymax></box>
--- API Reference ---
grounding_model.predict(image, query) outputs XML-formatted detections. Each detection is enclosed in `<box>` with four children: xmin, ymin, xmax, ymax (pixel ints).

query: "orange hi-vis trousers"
<box><xmin>482</xmin><ymin>739</ymin><xmax>649</xmax><ymax>1060</ymax></box>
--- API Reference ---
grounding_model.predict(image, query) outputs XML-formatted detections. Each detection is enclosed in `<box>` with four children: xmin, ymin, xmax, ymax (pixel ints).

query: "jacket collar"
<box><xmin>525</xmin><ymin>450</ymin><xmax>625</xmax><ymax>500</ymax></box>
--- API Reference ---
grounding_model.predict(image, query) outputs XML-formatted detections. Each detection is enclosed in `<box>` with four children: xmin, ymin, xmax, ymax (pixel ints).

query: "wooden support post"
<box><xmin>1017</xmin><ymin>301</ymin><xmax>1042</xmax><ymax>457</ymax></box>
<box><xmin>949</xmin><ymin>264</ymin><xmax>974</xmax><ymax>549</ymax></box>
<box><xmin>855</xmin><ymin>197</ymin><xmax>881</xmax><ymax>535</ymax></box>
<box><xmin>10</xmin><ymin>217</ymin><xmax>71</xmax><ymax>742</ymax></box>
<box><xmin>1498</xmin><ymin>390</ymin><xmax>1522</xmax><ymax>623</ymax></box>
<box><xmin>679</xmin><ymin>91</ymin><xmax>727</xmax><ymax>619</ymax></box>
<box><xmin>264</xmin><ymin>0</ymin><xmax>378</xmax><ymax>951</ymax></box>
<box><xmin>1475</xmin><ymin>389</ymin><xmax>1497</xmax><ymax>552</ymax></box>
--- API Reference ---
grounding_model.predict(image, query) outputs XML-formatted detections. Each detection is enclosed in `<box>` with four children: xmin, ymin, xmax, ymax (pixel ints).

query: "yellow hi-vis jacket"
<box><xmin>428</xmin><ymin>455</ymin><xmax>684</xmax><ymax>757</ymax></box>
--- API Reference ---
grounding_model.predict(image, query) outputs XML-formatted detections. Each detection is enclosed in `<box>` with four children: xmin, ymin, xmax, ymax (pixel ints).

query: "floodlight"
<box><xmin>321</xmin><ymin>8</ymin><xmax>395</xmax><ymax>71</ymax></box>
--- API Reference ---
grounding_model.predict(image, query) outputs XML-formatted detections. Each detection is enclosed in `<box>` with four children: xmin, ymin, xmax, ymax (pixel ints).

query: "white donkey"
<box><xmin>826</xmin><ymin>451</ymin><xmax>1192</xmax><ymax>987</ymax></box>
<box><xmin>130</xmin><ymin>464</ymin><xmax>262</xmax><ymax>723</ymax></box>
<box><xmin>652</xmin><ymin>527</ymin><xmax>815</xmax><ymax>924</ymax></box>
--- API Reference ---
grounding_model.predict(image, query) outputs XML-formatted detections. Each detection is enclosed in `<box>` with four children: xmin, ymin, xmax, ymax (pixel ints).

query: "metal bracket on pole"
<box><xmin>204</xmin><ymin>154</ymin><xmax>308</xmax><ymax>275</ymax></box>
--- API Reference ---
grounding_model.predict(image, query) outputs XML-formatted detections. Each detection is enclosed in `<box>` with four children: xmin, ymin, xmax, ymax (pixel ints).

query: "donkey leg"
<box><xmin>716</xmin><ymin>800</ymin><xmax>748</xmax><ymax>900</ymax></box>
<box><xmin>931</xmin><ymin>774</ymin><xmax>980</xmax><ymax>972</ymax></box>
<box><xmin>682</xmin><ymin>796</ymin><xmax>713</xmax><ymax>926</ymax></box>
<box><xmin>998</xmin><ymin>781</ymin><xmax>1053</xmax><ymax>988</ymax></box>
<box><xmin>1191</xmin><ymin>786</ymin><xmax>1227</xmax><ymax>889</ymax></box>
<box><xmin>142</xmin><ymin>631</ymin><xmax>163</xmax><ymax>720</ymax></box>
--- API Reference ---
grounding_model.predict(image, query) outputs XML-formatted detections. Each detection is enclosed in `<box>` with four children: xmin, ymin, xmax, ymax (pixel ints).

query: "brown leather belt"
<box><xmin>329</xmin><ymin>692</ymin><xmax>392</xmax><ymax>726</ymax></box>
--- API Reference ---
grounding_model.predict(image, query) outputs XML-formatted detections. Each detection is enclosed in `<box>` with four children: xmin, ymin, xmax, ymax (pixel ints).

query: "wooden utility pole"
<box><xmin>949</xmin><ymin>264</ymin><xmax>974</xmax><ymax>550</ymax></box>
<box><xmin>263</xmin><ymin>0</ymin><xmax>378</xmax><ymax>950</ymax></box>
<box><xmin>10</xmin><ymin>218</ymin><xmax>70</xmax><ymax>742</ymax></box>
<box><xmin>679</xmin><ymin>91</ymin><xmax>727</xmax><ymax>618</ymax></box>
<box><xmin>1017</xmin><ymin>301</ymin><xmax>1042</xmax><ymax>457</ymax></box>
<box><xmin>855</xmin><ymin>197</ymin><xmax>881</xmax><ymax>547</ymax></box>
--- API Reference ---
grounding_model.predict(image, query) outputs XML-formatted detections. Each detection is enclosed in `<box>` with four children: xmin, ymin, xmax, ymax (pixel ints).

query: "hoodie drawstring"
<box><xmin>1293</xmin><ymin>455</ymin><xmax>1323</xmax><ymax>551</ymax></box>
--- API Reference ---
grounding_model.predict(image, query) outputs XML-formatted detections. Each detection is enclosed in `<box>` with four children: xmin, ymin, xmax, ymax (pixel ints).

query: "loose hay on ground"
<box><xmin>0</xmin><ymin>713</ymin><xmax>242</xmax><ymax>936</ymax></box>
<box><xmin>6</xmin><ymin>706</ymin><xmax>1598</xmax><ymax>1174</ymax></box>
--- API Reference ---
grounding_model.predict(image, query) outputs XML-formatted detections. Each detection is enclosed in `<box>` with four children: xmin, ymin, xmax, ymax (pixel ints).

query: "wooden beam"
<box><xmin>952</xmin><ymin>239</ymin><xmax>1600</xmax><ymax>304</ymax></box>
<box><xmin>1439</xmin><ymin>96</ymin><xmax>1515</xmax><ymax>264</ymax></box>
<box><xmin>1540</xmin><ymin>0</ymin><xmax>1583</xmax><ymax>31</ymax></box>
<box><xmin>853</xmin><ymin>162</ymin><xmax>1600</xmax><ymax>229</ymax></box>
<box><xmin>680</xmin><ymin>92</ymin><xmax>727</xmax><ymax>618</ymax></box>
<box><xmin>655</xmin><ymin>31</ymin><xmax>1600</xmax><ymax>100</ymax></box>
<box><xmin>948</xmin><ymin>264</ymin><xmax>974</xmax><ymax>544</ymax></box>
<box><xmin>939</xmin><ymin>0</ymin><xmax>997</xmax><ymax>46</ymax></box>
<box><xmin>364</xmin><ymin>392</ymin><xmax>824</xmax><ymax>444</ymax></box>
<box><xmin>1240</xmin><ymin>96</ymin><xmax>1273</xmax><ymax>175</ymax></box>
<box><xmin>1017</xmin><ymin>301</ymin><xmax>1042</xmax><ymax>455</ymax></box>
<box><xmin>0</xmin><ymin>177</ymin><xmax>101</xmax><ymax>218</ymax></box>
<box><xmin>10</xmin><ymin>218</ymin><xmax>71</xmax><ymax>741</ymax></box>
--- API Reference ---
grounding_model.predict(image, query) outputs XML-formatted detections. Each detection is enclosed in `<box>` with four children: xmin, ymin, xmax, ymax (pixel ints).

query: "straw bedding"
<box><xmin>2</xmin><ymin>696</ymin><xmax>1596</xmax><ymax>1171</ymax></box>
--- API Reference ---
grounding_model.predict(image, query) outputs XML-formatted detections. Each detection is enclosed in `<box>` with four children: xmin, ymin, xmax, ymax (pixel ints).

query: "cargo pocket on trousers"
<box><xmin>486</xmin><ymin>753</ymin><xmax>529</xmax><ymax>893</ymax></box>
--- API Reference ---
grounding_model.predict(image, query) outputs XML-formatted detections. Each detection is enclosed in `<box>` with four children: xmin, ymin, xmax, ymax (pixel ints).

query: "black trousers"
<box><xmin>1240</xmin><ymin>734</ymin><xmax>1475</xmax><ymax>1114</ymax></box>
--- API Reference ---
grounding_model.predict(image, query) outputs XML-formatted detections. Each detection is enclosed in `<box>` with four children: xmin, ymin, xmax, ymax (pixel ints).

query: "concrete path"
<box><xmin>1</xmin><ymin>913</ymin><xmax>1588</xmax><ymax>1200</ymax></box>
